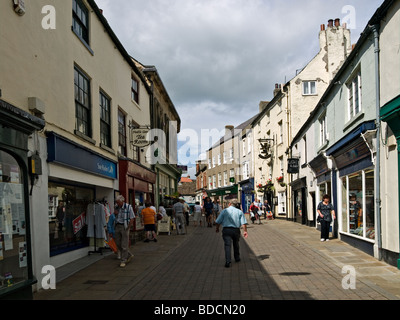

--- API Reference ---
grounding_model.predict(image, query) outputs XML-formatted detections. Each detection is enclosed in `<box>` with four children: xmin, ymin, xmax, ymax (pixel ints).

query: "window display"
<box><xmin>340</xmin><ymin>169</ymin><xmax>375</xmax><ymax>240</ymax></box>
<box><xmin>48</xmin><ymin>182</ymin><xmax>94</xmax><ymax>256</ymax></box>
<box><xmin>0</xmin><ymin>151</ymin><xmax>28</xmax><ymax>293</ymax></box>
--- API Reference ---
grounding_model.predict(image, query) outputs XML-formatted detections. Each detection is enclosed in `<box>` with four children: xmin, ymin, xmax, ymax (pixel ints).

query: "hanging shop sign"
<box><xmin>287</xmin><ymin>158</ymin><xmax>300</xmax><ymax>174</ymax></box>
<box><xmin>130</xmin><ymin>127</ymin><xmax>151</xmax><ymax>148</ymax></box>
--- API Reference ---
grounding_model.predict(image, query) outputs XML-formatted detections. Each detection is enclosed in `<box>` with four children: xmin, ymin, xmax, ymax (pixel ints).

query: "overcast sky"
<box><xmin>95</xmin><ymin>0</ymin><xmax>383</xmax><ymax>177</ymax></box>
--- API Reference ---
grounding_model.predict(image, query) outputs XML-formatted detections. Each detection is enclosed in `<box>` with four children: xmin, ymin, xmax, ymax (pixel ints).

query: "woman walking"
<box><xmin>317</xmin><ymin>194</ymin><xmax>336</xmax><ymax>241</ymax></box>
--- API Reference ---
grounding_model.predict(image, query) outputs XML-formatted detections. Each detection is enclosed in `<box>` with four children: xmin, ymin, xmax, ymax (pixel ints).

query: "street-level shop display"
<box><xmin>0</xmin><ymin>151</ymin><xmax>28</xmax><ymax>293</ymax></box>
<box><xmin>340</xmin><ymin>169</ymin><xmax>375</xmax><ymax>240</ymax></box>
<box><xmin>48</xmin><ymin>182</ymin><xmax>94</xmax><ymax>256</ymax></box>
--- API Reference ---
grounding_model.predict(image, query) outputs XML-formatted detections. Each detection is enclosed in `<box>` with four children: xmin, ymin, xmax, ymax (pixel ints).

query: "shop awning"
<box><xmin>207</xmin><ymin>185</ymin><xmax>238</xmax><ymax>197</ymax></box>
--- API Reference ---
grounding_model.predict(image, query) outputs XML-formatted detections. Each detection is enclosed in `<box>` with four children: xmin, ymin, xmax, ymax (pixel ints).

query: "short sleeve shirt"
<box><xmin>317</xmin><ymin>202</ymin><xmax>334</xmax><ymax>222</ymax></box>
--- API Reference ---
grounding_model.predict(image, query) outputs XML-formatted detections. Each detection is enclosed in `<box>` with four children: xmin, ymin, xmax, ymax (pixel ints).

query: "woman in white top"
<box><xmin>193</xmin><ymin>201</ymin><xmax>202</xmax><ymax>227</ymax></box>
<box><xmin>158</xmin><ymin>203</ymin><xmax>167</xmax><ymax>218</ymax></box>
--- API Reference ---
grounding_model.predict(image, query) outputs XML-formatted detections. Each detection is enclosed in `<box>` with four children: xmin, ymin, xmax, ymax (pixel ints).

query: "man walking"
<box><xmin>114</xmin><ymin>195</ymin><xmax>135</xmax><ymax>268</ymax></box>
<box><xmin>215</xmin><ymin>199</ymin><xmax>248</xmax><ymax>268</ymax></box>
<box><xmin>173</xmin><ymin>197</ymin><xmax>186</xmax><ymax>235</ymax></box>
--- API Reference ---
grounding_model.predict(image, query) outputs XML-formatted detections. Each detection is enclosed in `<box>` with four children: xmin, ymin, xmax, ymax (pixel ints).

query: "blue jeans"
<box><xmin>222</xmin><ymin>228</ymin><xmax>241</xmax><ymax>263</ymax></box>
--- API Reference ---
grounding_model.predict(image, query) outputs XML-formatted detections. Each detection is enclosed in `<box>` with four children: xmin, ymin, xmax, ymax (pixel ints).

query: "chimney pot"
<box><xmin>328</xmin><ymin>19</ymin><xmax>333</xmax><ymax>27</ymax></box>
<box><xmin>335</xmin><ymin>18</ymin><xmax>340</xmax><ymax>27</ymax></box>
<box><xmin>321</xmin><ymin>24</ymin><xmax>325</xmax><ymax>31</ymax></box>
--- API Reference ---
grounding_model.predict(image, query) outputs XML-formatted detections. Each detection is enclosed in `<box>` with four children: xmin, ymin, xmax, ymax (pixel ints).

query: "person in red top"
<box><xmin>141</xmin><ymin>202</ymin><xmax>158</xmax><ymax>242</ymax></box>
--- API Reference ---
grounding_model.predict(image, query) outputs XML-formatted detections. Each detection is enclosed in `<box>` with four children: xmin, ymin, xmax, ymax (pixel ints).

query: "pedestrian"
<box><xmin>183</xmin><ymin>200</ymin><xmax>190</xmax><ymax>226</ymax></box>
<box><xmin>141</xmin><ymin>202</ymin><xmax>158</xmax><ymax>243</ymax></box>
<box><xmin>114</xmin><ymin>195</ymin><xmax>135</xmax><ymax>267</ymax></box>
<box><xmin>213</xmin><ymin>198</ymin><xmax>222</xmax><ymax>225</ymax></box>
<box><xmin>250</xmin><ymin>201</ymin><xmax>261</xmax><ymax>224</ymax></box>
<box><xmin>215</xmin><ymin>199</ymin><xmax>248</xmax><ymax>268</ymax></box>
<box><xmin>193</xmin><ymin>201</ymin><xmax>202</xmax><ymax>227</ymax></box>
<box><xmin>317</xmin><ymin>194</ymin><xmax>336</xmax><ymax>242</ymax></box>
<box><xmin>173</xmin><ymin>197</ymin><xmax>186</xmax><ymax>235</ymax></box>
<box><xmin>203</xmin><ymin>197</ymin><xmax>214</xmax><ymax>227</ymax></box>
<box><xmin>158</xmin><ymin>202</ymin><xmax>167</xmax><ymax>218</ymax></box>
<box><xmin>264</xmin><ymin>200</ymin><xmax>273</xmax><ymax>220</ymax></box>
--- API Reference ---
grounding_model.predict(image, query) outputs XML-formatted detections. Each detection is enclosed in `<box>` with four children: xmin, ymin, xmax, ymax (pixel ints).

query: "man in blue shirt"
<box><xmin>215</xmin><ymin>199</ymin><xmax>248</xmax><ymax>268</ymax></box>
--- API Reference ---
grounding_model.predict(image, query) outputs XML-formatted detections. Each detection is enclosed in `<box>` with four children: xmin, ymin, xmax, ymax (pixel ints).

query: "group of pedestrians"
<box><xmin>249</xmin><ymin>199</ymin><xmax>273</xmax><ymax>224</ymax></box>
<box><xmin>106</xmin><ymin>193</ymin><xmax>335</xmax><ymax>270</ymax></box>
<box><xmin>106</xmin><ymin>195</ymin><xmax>169</xmax><ymax>268</ymax></box>
<box><xmin>192</xmin><ymin>197</ymin><xmax>222</xmax><ymax>228</ymax></box>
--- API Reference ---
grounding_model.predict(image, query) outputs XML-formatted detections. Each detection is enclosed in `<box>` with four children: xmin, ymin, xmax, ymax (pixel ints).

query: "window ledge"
<box><xmin>71</xmin><ymin>27</ymin><xmax>94</xmax><ymax>56</ymax></box>
<box><xmin>74</xmin><ymin>130</ymin><xmax>96</xmax><ymax>145</ymax></box>
<box><xmin>100</xmin><ymin>143</ymin><xmax>115</xmax><ymax>155</ymax></box>
<box><xmin>343</xmin><ymin>112</ymin><xmax>365</xmax><ymax>132</ymax></box>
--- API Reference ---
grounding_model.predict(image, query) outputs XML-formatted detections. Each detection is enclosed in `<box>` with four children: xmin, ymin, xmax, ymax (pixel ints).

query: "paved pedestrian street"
<box><xmin>34</xmin><ymin>219</ymin><xmax>400</xmax><ymax>302</ymax></box>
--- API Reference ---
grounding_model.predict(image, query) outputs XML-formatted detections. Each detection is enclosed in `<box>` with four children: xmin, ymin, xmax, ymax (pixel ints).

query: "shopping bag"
<box><xmin>105</xmin><ymin>237</ymin><xmax>118</xmax><ymax>253</ymax></box>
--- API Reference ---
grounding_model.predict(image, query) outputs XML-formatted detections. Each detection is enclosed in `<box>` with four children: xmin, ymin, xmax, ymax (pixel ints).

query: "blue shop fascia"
<box><xmin>46</xmin><ymin>132</ymin><xmax>117</xmax><ymax>262</ymax></box>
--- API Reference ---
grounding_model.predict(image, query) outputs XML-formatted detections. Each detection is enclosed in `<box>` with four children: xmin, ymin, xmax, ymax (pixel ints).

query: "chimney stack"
<box><xmin>334</xmin><ymin>18</ymin><xmax>340</xmax><ymax>27</ymax></box>
<box><xmin>225</xmin><ymin>125</ymin><xmax>234</xmax><ymax>137</ymax></box>
<box><xmin>273</xmin><ymin>83</ymin><xmax>281</xmax><ymax>97</ymax></box>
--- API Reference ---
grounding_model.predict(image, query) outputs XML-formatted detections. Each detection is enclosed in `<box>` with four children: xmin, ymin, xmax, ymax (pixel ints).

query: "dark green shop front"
<box><xmin>0</xmin><ymin>99</ymin><xmax>45</xmax><ymax>299</ymax></box>
<box><xmin>207</xmin><ymin>185</ymin><xmax>238</xmax><ymax>206</ymax></box>
<box><xmin>380</xmin><ymin>95</ymin><xmax>400</xmax><ymax>270</ymax></box>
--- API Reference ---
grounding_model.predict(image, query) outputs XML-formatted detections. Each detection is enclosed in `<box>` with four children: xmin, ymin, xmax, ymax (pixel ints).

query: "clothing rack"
<box><xmin>88</xmin><ymin>200</ymin><xmax>110</xmax><ymax>256</ymax></box>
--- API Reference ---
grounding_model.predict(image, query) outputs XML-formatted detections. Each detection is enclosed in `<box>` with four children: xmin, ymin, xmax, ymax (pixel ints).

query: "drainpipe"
<box><xmin>371</xmin><ymin>24</ymin><xmax>382</xmax><ymax>260</ymax></box>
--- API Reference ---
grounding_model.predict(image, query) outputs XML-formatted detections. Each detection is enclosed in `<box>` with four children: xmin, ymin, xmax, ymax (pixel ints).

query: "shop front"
<box><xmin>118</xmin><ymin>159</ymin><xmax>156</xmax><ymax>241</ymax></box>
<box><xmin>0</xmin><ymin>99</ymin><xmax>45</xmax><ymax>299</ymax></box>
<box><xmin>326</xmin><ymin>121</ymin><xmax>376</xmax><ymax>255</ymax></box>
<box><xmin>309</xmin><ymin>153</ymin><xmax>334</xmax><ymax>232</ymax></box>
<box><xmin>46</xmin><ymin>132</ymin><xmax>117</xmax><ymax>258</ymax></box>
<box><xmin>240</xmin><ymin>178</ymin><xmax>254</xmax><ymax>213</ymax></box>
<box><xmin>290</xmin><ymin>177</ymin><xmax>307</xmax><ymax>225</ymax></box>
<box><xmin>207</xmin><ymin>185</ymin><xmax>238</xmax><ymax>208</ymax></box>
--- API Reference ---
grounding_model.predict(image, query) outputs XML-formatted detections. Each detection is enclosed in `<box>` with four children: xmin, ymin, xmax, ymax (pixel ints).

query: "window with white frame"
<box><xmin>230</xmin><ymin>169</ymin><xmax>235</xmax><ymax>185</ymax></box>
<box><xmin>348</xmin><ymin>70</ymin><xmax>362</xmax><ymax>120</ymax></box>
<box><xmin>243</xmin><ymin>161</ymin><xmax>250</xmax><ymax>180</ymax></box>
<box><xmin>247</xmin><ymin>132</ymin><xmax>252</xmax><ymax>154</ymax></box>
<box><xmin>212</xmin><ymin>175</ymin><xmax>216</xmax><ymax>189</ymax></box>
<box><xmin>208</xmin><ymin>177</ymin><xmax>212</xmax><ymax>189</ymax></box>
<box><xmin>212</xmin><ymin>156</ymin><xmax>216</xmax><ymax>168</ymax></box>
<box><xmin>218</xmin><ymin>173</ymin><xmax>222</xmax><ymax>188</ymax></box>
<box><xmin>208</xmin><ymin>158</ymin><xmax>212</xmax><ymax>169</ymax></box>
<box><xmin>223</xmin><ymin>151</ymin><xmax>227</xmax><ymax>164</ymax></box>
<box><xmin>242</xmin><ymin>139</ymin><xmax>246</xmax><ymax>156</ymax></box>
<box><xmin>224</xmin><ymin>171</ymin><xmax>228</xmax><ymax>186</ymax></box>
<box><xmin>279</xmin><ymin>121</ymin><xmax>283</xmax><ymax>144</ymax></box>
<box><xmin>229</xmin><ymin>148</ymin><xmax>234</xmax><ymax>161</ymax></box>
<box><xmin>279</xmin><ymin>156</ymin><xmax>284</xmax><ymax>176</ymax></box>
<box><xmin>303</xmin><ymin>81</ymin><xmax>317</xmax><ymax>95</ymax></box>
<box><xmin>319</xmin><ymin>113</ymin><xmax>328</xmax><ymax>146</ymax></box>
<box><xmin>217</xmin><ymin>154</ymin><xmax>221</xmax><ymax>166</ymax></box>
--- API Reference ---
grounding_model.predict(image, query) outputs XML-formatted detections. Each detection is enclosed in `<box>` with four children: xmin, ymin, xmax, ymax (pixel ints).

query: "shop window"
<box><xmin>0</xmin><ymin>150</ymin><xmax>29</xmax><ymax>293</ymax></box>
<box><xmin>48</xmin><ymin>182</ymin><xmax>94</xmax><ymax>256</ymax></box>
<box><xmin>341</xmin><ymin>169</ymin><xmax>375</xmax><ymax>240</ymax></box>
<box><xmin>341</xmin><ymin>177</ymin><xmax>348</xmax><ymax>233</ymax></box>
